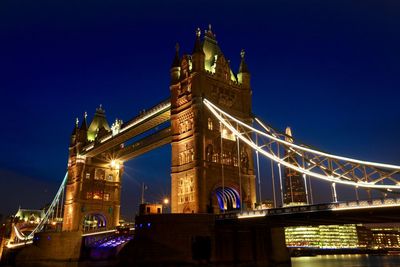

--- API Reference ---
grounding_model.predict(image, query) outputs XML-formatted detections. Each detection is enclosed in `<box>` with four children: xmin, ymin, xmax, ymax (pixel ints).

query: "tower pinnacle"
<box><xmin>80</xmin><ymin>111</ymin><xmax>88</xmax><ymax>131</ymax></box>
<box><xmin>238</xmin><ymin>49</ymin><xmax>249</xmax><ymax>73</ymax></box>
<box><xmin>192</xmin><ymin>26</ymin><xmax>205</xmax><ymax>71</ymax></box>
<box><xmin>171</xmin><ymin>42</ymin><xmax>180</xmax><ymax>68</ymax></box>
<box><xmin>192</xmin><ymin>27</ymin><xmax>204</xmax><ymax>55</ymax></box>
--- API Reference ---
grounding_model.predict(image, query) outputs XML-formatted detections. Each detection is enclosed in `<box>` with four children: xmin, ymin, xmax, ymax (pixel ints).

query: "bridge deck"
<box><xmin>82</xmin><ymin>100</ymin><xmax>171</xmax><ymax>158</ymax></box>
<box><xmin>218</xmin><ymin>198</ymin><xmax>400</xmax><ymax>226</ymax></box>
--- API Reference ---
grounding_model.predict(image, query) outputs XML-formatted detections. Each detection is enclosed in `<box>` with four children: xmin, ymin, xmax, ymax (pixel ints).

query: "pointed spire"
<box><xmin>192</xmin><ymin>28</ymin><xmax>204</xmax><ymax>55</ymax></box>
<box><xmin>205</xmin><ymin>24</ymin><xmax>216</xmax><ymax>40</ymax></box>
<box><xmin>80</xmin><ymin>111</ymin><xmax>88</xmax><ymax>131</ymax></box>
<box><xmin>71</xmin><ymin>117</ymin><xmax>79</xmax><ymax>135</ymax></box>
<box><xmin>171</xmin><ymin>42</ymin><xmax>180</xmax><ymax>68</ymax></box>
<box><xmin>238</xmin><ymin>49</ymin><xmax>249</xmax><ymax>73</ymax></box>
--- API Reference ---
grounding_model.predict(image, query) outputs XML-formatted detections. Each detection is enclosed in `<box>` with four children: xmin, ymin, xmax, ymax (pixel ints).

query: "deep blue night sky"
<box><xmin>1</xmin><ymin>0</ymin><xmax>400</xmax><ymax>220</ymax></box>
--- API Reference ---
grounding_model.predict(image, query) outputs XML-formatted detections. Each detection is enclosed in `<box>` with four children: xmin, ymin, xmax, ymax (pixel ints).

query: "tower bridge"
<box><xmin>3</xmin><ymin>25</ymin><xmax>400</xmax><ymax>266</ymax></box>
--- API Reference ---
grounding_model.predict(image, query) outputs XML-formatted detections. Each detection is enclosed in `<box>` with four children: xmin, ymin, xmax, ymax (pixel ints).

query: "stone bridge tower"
<box><xmin>170</xmin><ymin>26</ymin><xmax>256</xmax><ymax>213</ymax></box>
<box><xmin>63</xmin><ymin>107</ymin><xmax>122</xmax><ymax>232</ymax></box>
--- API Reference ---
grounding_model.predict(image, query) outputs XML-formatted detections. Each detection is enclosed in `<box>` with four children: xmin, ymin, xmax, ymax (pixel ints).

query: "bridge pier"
<box><xmin>120</xmin><ymin>214</ymin><xmax>291</xmax><ymax>267</ymax></box>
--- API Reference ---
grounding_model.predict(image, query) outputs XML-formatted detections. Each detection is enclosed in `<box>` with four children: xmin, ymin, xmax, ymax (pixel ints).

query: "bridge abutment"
<box><xmin>15</xmin><ymin>231</ymin><xmax>82</xmax><ymax>263</ymax></box>
<box><xmin>120</xmin><ymin>214</ymin><xmax>291</xmax><ymax>267</ymax></box>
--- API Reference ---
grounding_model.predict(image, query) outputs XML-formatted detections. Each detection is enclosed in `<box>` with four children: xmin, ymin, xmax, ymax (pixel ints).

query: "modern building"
<box><xmin>367</xmin><ymin>223</ymin><xmax>400</xmax><ymax>249</ymax></box>
<box><xmin>285</xmin><ymin>224</ymin><xmax>359</xmax><ymax>249</ymax></box>
<box><xmin>283</xmin><ymin>127</ymin><xmax>307</xmax><ymax>206</ymax></box>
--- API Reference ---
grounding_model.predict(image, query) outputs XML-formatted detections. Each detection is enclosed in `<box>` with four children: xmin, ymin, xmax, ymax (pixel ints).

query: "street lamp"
<box><xmin>163</xmin><ymin>198</ymin><xmax>170</xmax><ymax>213</ymax></box>
<box><xmin>163</xmin><ymin>198</ymin><xmax>169</xmax><ymax>205</ymax></box>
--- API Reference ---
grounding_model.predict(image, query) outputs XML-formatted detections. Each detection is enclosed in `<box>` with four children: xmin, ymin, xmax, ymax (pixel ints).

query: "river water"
<box><xmin>292</xmin><ymin>254</ymin><xmax>400</xmax><ymax>267</ymax></box>
<box><xmin>6</xmin><ymin>255</ymin><xmax>400</xmax><ymax>266</ymax></box>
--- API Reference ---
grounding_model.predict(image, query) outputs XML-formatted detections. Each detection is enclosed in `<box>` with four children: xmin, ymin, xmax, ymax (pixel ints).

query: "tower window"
<box><xmin>85</xmin><ymin>173</ymin><xmax>90</xmax><ymax>179</ymax></box>
<box><xmin>208</xmin><ymin>118</ymin><xmax>213</xmax><ymax>130</ymax></box>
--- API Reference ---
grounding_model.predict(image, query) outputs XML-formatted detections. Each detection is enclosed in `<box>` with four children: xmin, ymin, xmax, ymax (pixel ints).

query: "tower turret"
<box><xmin>191</xmin><ymin>28</ymin><xmax>205</xmax><ymax>72</ymax></box>
<box><xmin>87</xmin><ymin>105</ymin><xmax>111</xmax><ymax>142</ymax></box>
<box><xmin>237</xmin><ymin>49</ymin><xmax>251</xmax><ymax>88</ymax></box>
<box><xmin>78</xmin><ymin>112</ymin><xmax>88</xmax><ymax>143</ymax></box>
<box><xmin>170</xmin><ymin>43</ymin><xmax>181</xmax><ymax>84</ymax></box>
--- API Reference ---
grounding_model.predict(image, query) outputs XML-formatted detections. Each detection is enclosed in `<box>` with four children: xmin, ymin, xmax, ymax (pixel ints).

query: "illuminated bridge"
<box><xmin>3</xmin><ymin>26</ymin><xmax>400</xmax><ymax>267</ymax></box>
<box><xmin>8</xmin><ymin>97</ymin><xmax>400</xmax><ymax>247</ymax></box>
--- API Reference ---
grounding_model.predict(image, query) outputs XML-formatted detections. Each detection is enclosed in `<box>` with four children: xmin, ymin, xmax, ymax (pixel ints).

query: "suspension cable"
<box><xmin>255</xmin><ymin>134</ymin><xmax>262</xmax><ymax>203</ymax></box>
<box><xmin>220</xmin><ymin>121</ymin><xmax>225</xmax><ymax>213</ymax></box>
<box><xmin>204</xmin><ymin>99</ymin><xmax>400</xmax><ymax>170</ymax></box>
<box><xmin>237</xmin><ymin>129</ymin><xmax>243</xmax><ymax>212</ymax></box>
<box><xmin>204</xmin><ymin>99</ymin><xmax>400</xmax><ymax>190</ymax></box>
<box><xmin>271</xmin><ymin>160</ymin><xmax>277</xmax><ymax>208</ymax></box>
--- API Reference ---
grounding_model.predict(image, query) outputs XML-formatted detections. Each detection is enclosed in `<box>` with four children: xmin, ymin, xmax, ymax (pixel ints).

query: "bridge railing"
<box><xmin>215</xmin><ymin>198</ymin><xmax>400</xmax><ymax>220</ymax></box>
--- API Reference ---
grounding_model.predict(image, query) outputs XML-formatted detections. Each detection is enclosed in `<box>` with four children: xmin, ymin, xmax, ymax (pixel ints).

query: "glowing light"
<box><xmin>163</xmin><ymin>198</ymin><xmax>169</xmax><ymax>205</ymax></box>
<box><xmin>110</xmin><ymin>160</ymin><xmax>121</xmax><ymax>170</ymax></box>
<box><xmin>81</xmin><ymin>229</ymin><xmax>117</xmax><ymax>237</ymax></box>
<box><xmin>238</xmin><ymin>211</ymin><xmax>266</xmax><ymax>219</ymax></box>
<box><xmin>6</xmin><ymin>240</ymin><xmax>33</xmax><ymax>249</ymax></box>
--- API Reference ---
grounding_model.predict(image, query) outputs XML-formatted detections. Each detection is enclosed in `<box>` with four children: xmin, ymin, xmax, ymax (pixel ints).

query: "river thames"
<box><xmin>292</xmin><ymin>254</ymin><xmax>400</xmax><ymax>267</ymax></box>
<box><xmin>3</xmin><ymin>255</ymin><xmax>400</xmax><ymax>267</ymax></box>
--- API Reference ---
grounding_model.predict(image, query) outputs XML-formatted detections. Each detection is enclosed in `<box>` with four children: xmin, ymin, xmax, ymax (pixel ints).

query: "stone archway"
<box><xmin>213</xmin><ymin>186</ymin><xmax>241</xmax><ymax>212</ymax></box>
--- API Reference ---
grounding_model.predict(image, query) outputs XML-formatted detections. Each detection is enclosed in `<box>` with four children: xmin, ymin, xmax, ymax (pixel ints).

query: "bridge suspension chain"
<box><xmin>203</xmin><ymin>98</ymin><xmax>400</xmax><ymax>192</ymax></box>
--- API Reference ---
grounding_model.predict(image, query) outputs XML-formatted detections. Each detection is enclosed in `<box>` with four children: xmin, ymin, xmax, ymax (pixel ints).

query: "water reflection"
<box><xmin>292</xmin><ymin>254</ymin><xmax>400</xmax><ymax>267</ymax></box>
<box><xmin>6</xmin><ymin>255</ymin><xmax>400</xmax><ymax>267</ymax></box>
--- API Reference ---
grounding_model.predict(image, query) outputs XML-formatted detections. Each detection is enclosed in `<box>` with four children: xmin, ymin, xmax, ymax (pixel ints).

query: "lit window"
<box><xmin>85</xmin><ymin>173</ymin><xmax>90</xmax><ymax>179</ymax></box>
<box><xmin>107</xmin><ymin>174</ymin><xmax>113</xmax><ymax>181</ymax></box>
<box><xmin>95</xmin><ymin>169</ymin><xmax>105</xmax><ymax>180</ymax></box>
<box><xmin>104</xmin><ymin>193</ymin><xmax>110</xmax><ymax>201</ymax></box>
<box><xmin>208</xmin><ymin>118</ymin><xmax>213</xmax><ymax>130</ymax></box>
<box><xmin>221</xmin><ymin>126</ymin><xmax>235</xmax><ymax>141</ymax></box>
<box><xmin>93</xmin><ymin>192</ymin><xmax>103</xmax><ymax>200</ymax></box>
<box><xmin>86</xmin><ymin>192</ymin><xmax>92</xmax><ymax>199</ymax></box>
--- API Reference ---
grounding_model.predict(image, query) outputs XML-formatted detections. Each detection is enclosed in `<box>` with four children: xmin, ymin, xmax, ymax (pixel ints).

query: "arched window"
<box><xmin>208</xmin><ymin>118</ymin><xmax>213</xmax><ymax>130</ymax></box>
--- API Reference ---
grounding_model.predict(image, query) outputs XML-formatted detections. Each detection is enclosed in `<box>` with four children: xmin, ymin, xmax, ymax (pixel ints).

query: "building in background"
<box><xmin>286</xmin><ymin>223</ymin><xmax>400</xmax><ymax>250</ymax></box>
<box><xmin>285</xmin><ymin>224</ymin><xmax>359</xmax><ymax>249</ymax></box>
<box><xmin>367</xmin><ymin>223</ymin><xmax>400</xmax><ymax>249</ymax></box>
<box><xmin>283</xmin><ymin>127</ymin><xmax>307</xmax><ymax>206</ymax></box>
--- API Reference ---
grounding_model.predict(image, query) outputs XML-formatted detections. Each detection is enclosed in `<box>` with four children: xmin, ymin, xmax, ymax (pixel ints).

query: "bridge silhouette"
<box><xmin>3</xmin><ymin>26</ymin><xmax>400</xmax><ymax>266</ymax></box>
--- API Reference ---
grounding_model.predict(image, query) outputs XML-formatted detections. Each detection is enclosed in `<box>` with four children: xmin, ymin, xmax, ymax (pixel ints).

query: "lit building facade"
<box><xmin>367</xmin><ymin>224</ymin><xmax>400</xmax><ymax>249</ymax></box>
<box><xmin>285</xmin><ymin>224</ymin><xmax>359</xmax><ymax>248</ymax></box>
